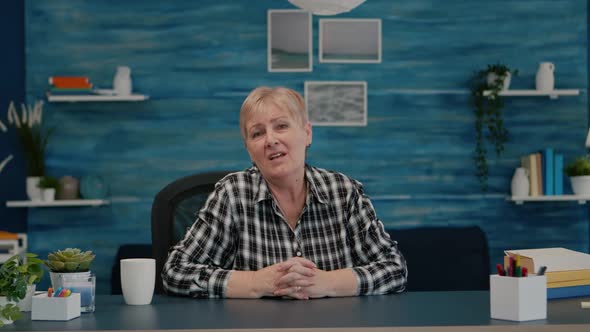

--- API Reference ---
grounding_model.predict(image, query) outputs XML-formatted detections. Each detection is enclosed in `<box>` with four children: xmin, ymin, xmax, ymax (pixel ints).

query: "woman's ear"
<box><xmin>305</xmin><ymin>121</ymin><xmax>312</xmax><ymax>147</ymax></box>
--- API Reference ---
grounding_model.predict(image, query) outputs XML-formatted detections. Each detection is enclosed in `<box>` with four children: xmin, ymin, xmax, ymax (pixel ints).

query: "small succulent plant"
<box><xmin>44</xmin><ymin>248</ymin><xmax>95</xmax><ymax>273</ymax></box>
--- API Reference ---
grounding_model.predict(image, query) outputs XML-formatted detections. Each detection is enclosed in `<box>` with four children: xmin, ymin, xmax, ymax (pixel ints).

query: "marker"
<box><xmin>496</xmin><ymin>263</ymin><xmax>505</xmax><ymax>276</ymax></box>
<box><xmin>47</xmin><ymin>287</ymin><xmax>53</xmax><ymax>297</ymax></box>
<box><xmin>53</xmin><ymin>287</ymin><xmax>62</xmax><ymax>297</ymax></box>
<box><xmin>537</xmin><ymin>266</ymin><xmax>547</xmax><ymax>276</ymax></box>
<box><xmin>522</xmin><ymin>267</ymin><xmax>528</xmax><ymax>277</ymax></box>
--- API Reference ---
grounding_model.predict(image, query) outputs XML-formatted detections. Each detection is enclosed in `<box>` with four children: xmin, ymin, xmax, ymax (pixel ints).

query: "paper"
<box><xmin>505</xmin><ymin>248</ymin><xmax>590</xmax><ymax>272</ymax></box>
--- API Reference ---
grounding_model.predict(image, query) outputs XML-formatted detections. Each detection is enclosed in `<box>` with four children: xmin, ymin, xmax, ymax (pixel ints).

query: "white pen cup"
<box><xmin>120</xmin><ymin>258</ymin><xmax>155</xmax><ymax>305</ymax></box>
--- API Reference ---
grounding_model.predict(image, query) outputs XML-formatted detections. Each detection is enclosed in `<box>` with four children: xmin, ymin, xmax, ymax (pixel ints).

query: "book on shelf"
<box><xmin>547</xmin><ymin>284</ymin><xmax>590</xmax><ymax>299</ymax></box>
<box><xmin>535</xmin><ymin>152</ymin><xmax>543</xmax><ymax>195</ymax></box>
<box><xmin>48</xmin><ymin>76</ymin><xmax>93</xmax><ymax>89</ymax></box>
<box><xmin>521</xmin><ymin>154</ymin><xmax>538</xmax><ymax>196</ymax></box>
<box><xmin>554</xmin><ymin>154</ymin><xmax>564</xmax><ymax>195</ymax></box>
<box><xmin>542</xmin><ymin>148</ymin><xmax>554</xmax><ymax>195</ymax></box>
<box><xmin>48</xmin><ymin>87</ymin><xmax>97</xmax><ymax>95</ymax></box>
<box><xmin>548</xmin><ymin>278</ymin><xmax>590</xmax><ymax>288</ymax></box>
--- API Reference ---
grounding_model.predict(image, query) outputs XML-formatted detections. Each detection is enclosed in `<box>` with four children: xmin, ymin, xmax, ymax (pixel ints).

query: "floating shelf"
<box><xmin>508</xmin><ymin>195</ymin><xmax>590</xmax><ymax>205</ymax></box>
<box><xmin>483</xmin><ymin>89</ymin><xmax>580</xmax><ymax>99</ymax></box>
<box><xmin>47</xmin><ymin>94</ymin><xmax>149</xmax><ymax>102</ymax></box>
<box><xmin>5</xmin><ymin>199</ymin><xmax>110</xmax><ymax>208</ymax></box>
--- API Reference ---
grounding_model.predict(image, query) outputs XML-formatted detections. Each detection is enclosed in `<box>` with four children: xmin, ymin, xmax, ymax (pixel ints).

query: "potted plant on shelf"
<box><xmin>44</xmin><ymin>248</ymin><xmax>95</xmax><ymax>289</ymax></box>
<box><xmin>0</xmin><ymin>253</ymin><xmax>44</xmax><ymax>326</ymax></box>
<box><xmin>38</xmin><ymin>176</ymin><xmax>59</xmax><ymax>202</ymax></box>
<box><xmin>470</xmin><ymin>63</ymin><xmax>519</xmax><ymax>191</ymax></box>
<box><xmin>564</xmin><ymin>155</ymin><xmax>590</xmax><ymax>195</ymax></box>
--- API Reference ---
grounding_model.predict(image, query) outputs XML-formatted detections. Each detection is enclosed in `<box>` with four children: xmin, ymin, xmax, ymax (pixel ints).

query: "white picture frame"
<box><xmin>319</xmin><ymin>19</ymin><xmax>381</xmax><ymax>63</ymax></box>
<box><xmin>304</xmin><ymin>81</ymin><xmax>367</xmax><ymax>126</ymax></box>
<box><xmin>267</xmin><ymin>10</ymin><xmax>312</xmax><ymax>72</ymax></box>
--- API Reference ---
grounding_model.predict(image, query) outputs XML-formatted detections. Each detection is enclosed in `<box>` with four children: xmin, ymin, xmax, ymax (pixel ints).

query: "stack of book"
<box><xmin>505</xmin><ymin>248</ymin><xmax>590</xmax><ymax>299</ymax></box>
<box><xmin>520</xmin><ymin>148</ymin><xmax>564</xmax><ymax>196</ymax></box>
<box><xmin>48</xmin><ymin>76</ymin><xmax>95</xmax><ymax>96</ymax></box>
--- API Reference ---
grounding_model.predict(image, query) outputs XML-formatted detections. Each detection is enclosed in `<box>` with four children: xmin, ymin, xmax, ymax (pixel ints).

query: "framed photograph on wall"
<box><xmin>304</xmin><ymin>81</ymin><xmax>367</xmax><ymax>126</ymax></box>
<box><xmin>267</xmin><ymin>10</ymin><xmax>312</xmax><ymax>72</ymax></box>
<box><xmin>319</xmin><ymin>19</ymin><xmax>381</xmax><ymax>63</ymax></box>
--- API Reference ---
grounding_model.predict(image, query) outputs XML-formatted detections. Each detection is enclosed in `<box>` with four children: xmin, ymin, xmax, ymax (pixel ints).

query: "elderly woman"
<box><xmin>162</xmin><ymin>87</ymin><xmax>407</xmax><ymax>299</ymax></box>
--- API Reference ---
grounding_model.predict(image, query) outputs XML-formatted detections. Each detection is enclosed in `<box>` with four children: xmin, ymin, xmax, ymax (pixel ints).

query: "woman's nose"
<box><xmin>266</xmin><ymin>132</ymin><xmax>278</xmax><ymax>147</ymax></box>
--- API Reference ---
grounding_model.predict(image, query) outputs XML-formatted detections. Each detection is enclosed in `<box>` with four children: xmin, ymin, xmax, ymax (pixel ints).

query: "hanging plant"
<box><xmin>470</xmin><ymin>64</ymin><xmax>518</xmax><ymax>191</ymax></box>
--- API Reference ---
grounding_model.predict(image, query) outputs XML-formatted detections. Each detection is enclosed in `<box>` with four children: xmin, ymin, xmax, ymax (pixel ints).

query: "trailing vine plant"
<box><xmin>471</xmin><ymin>64</ymin><xmax>518</xmax><ymax>191</ymax></box>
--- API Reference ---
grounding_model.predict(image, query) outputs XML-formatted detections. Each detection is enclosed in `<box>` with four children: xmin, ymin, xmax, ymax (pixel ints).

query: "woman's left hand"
<box><xmin>275</xmin><ymin>267</ymin><xmax>358</xmax><ymax>299</ymax></box>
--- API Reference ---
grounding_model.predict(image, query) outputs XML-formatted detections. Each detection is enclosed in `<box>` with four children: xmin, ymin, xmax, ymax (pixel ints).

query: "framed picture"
<box><xmin>304</xmin><ymin>81</ymin><xmax>367</xmax><ymax>126</ymax></box>
<box><xmin>319</xmin><ymin>19</ymin><xmax>381</xmax><ymax>63</ymax></box>
<box><xmin>267</xmin><ymin>10</ymin><xmax>312</xmax><ymax>72</ymax></box>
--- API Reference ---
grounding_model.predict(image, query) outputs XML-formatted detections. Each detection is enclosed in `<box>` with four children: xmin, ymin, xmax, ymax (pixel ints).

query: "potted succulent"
<box><xmin>564</xmin><ymin>155</ymin><xmax>590</xmax><ymax>195</ymax></box>
<box><xmin>38</xmin><ymin>176</ymin><xmax>59</xmax><ymax>202</ymax></box>
<box><xmin>44</xmin><ymin>248</ymin><xmax>95</xmax><ymax>289</ymax></box>
<box><xmin>0</xmin><ymin>253</ymin><xmax>44</xmax><ymax>326</ymax></box>
<box><xmin>470</xmin><ymin>63</ymin><xmax>519</xmax><ymax>191</ymax></box>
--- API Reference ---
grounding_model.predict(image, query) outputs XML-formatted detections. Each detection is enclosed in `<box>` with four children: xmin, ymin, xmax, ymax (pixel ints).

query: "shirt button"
<box><xmin>296</xmin><ymin>251</ymin><xmax>302</xmax><ymax>257</ymax></box>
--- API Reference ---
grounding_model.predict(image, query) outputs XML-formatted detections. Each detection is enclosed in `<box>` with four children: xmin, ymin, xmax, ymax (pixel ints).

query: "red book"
<box><xmin>48</xmin><ymin>76</ymin><xmax>92</xmax><ymax>88</ymax></box>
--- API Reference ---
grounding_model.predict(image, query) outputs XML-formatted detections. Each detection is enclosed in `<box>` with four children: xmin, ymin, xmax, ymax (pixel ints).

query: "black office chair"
<box><xmin>386</xmin><ymin>226</ymin><xmax>490</xmax><ymax>291</ymax></box>
<box><xmin>150</xmin><ymin>171</ymin><xmax>234</xmax><ymax>294</ymax></box>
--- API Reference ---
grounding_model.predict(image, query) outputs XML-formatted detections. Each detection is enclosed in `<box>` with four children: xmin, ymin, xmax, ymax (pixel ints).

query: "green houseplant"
<box><xmin>38</xmin><ymin>175</ymin><xmax>59</xmax><ymax>201</ymax></box>
<box><xmin>564</xmin><ymin>155</ymin><xmax>590</xmax><ymax>195</ymax></box>
<box><xmin>0</xmin><ymin>253</ymin><xmax>44</xmax><ymax>326</ymax></box>
<box><xmin>471</xmin><ymin>64</ymin><xmax>519</xmax><ymax>191</ymax></box>
<box><xmin>45</xmin><ymin>248</ymin><xmax>95</xmax><ymax>289</ymax></box>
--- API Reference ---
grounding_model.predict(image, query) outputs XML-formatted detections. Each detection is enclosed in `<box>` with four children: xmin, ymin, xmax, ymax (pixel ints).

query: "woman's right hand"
<box><xmin>253</xmin><ymin>257</ymin><xmax>317</xmax><ymax>299</ymax></box>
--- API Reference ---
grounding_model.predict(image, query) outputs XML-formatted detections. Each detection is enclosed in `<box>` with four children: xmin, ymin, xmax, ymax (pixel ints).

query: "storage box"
<box><xmin>490</xmin><ymin>274</ymin><xmax>547</xmax><ymax>321</ymax></box>
<box><xmin>31</xmin><ymin>293</ymin><xmax>81</xmax><ymax>321</ymax></box>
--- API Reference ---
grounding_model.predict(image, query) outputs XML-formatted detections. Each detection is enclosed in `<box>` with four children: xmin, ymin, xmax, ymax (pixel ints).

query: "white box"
<box><xmin>31</xmin><ymin>293</ymin><xmax>81</xmax><ymax>321</ymax></box>
<box><xmin>490</xmin><ymin>274</ymin><xmax>547</xmax><ymax>321</ymax></box>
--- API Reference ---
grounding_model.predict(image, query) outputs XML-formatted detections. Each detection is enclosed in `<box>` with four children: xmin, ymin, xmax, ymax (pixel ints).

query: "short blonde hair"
<box><xmin>239</xmin><ymin>87</ymin><xmax>307</xmax><ymax>140</ymax></box>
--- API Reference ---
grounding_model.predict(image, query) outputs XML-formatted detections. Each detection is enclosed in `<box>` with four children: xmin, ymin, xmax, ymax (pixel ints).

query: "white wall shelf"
<box><xmin>47</xmin><ymin>94</ymin><xmax>149</xmax><ymax>102</ymax></box>
<box><xmin>508</xmin><ymin>195</ymin><xmax>590</xmax><ymax>205</ymax></box>
<box><xmin>6</xmin><ymin>199</ymin><xmax>110</xmax><ymax>208</ymax></box>
<box><xmin>483</xmin><ymin>89</ymin><xmax>580</xmax><ymax>99</ymax></box>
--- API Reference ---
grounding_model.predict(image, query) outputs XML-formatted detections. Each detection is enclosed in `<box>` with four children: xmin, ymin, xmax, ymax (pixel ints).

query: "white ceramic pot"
<box><xmin>113</xmin><ymin>66</ymin><xmax>132</xmax><ymax>95</ymax></box>
<box><xmin>570</xmin><ymin>176</ymin><xmax>590</xmax><ymax>195</ymax></box>
<box><xmin>26</xmin><ymin>176</ymin><xmax>42</xmax><ymax>201</ymax></box>
<box><xmin>50</xmin><ymin>271</ymin><xmax>92</xmax><ymax>290</ymax></box>
<box><xmin>41</xmin><ymin>188</ymin><xmax>56</xmax><ymax>202</ymax></box>
<box><xmin>487</xmin><ymin>72</ymin><xmax>511</xmax><ymax>90</ymax></box>
<box><xmin>0</xmin><ymin>296</ymin><xmax>16</xmax><ymax>325</ymax></box>
<box><xmin>511</xmin><ymin>167</ymin><xmax>530</xmax><ymax>197</ymax></box>
<box><xmin>16</xmin><ymin>284</ymin><xmax>36</xmax><ymax>312</ymax></box>
<box><xmin>535</xmin><ymin>62</ymin><xmax>555</xmax><ymax>91</ymax></box>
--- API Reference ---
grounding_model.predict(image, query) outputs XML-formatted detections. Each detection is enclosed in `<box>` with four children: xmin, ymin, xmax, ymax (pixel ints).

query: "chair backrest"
<box><xmin>151</xmin><ymin>171</ymin><xmax>233</xmax><ymax>294</ymax></box>
<box><xmin>386</xmin><ymin>226</ymin><xmax>490</xmax><ymax>291</ymax></box>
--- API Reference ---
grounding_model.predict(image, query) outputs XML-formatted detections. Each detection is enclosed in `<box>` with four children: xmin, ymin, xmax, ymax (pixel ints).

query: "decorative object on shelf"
<box><xmin>535</xmin><ymin>62</ymin><xmax>555</xmax><ymax>91</ymax></box>
<box><xmin>57</xmin><ymin>176</ymin><xmax>80</xmax><ymax>200</ymax></box>
<box><xmin>80</xmin><ymin>175</ymin><xmax>108</xmax><ymax>199</ymax></box>
<box><xmin>26</xmin><ymin>176</ymin><xmax>42</xmax><ymax>201</ymax></box>
<box><xmin>564</xmin><ymin>155</ymin><xmax>590</xmax><ymax>195</ymax></box>
<box><xmin>0</xmin><ymin>253</ymin><xmax>44</xmax><ymax>326</ymax></box>
<box><xmin>44</xmin><ymin>248</ymin><xmax>95</xmax><ymax>292</ymax></box>
<box><xmin>470</xmin><ymin>63</ymin><xmax>519</xmax><ymax>191</ymax></box>
<box><xmin>511</xmin><ymin>167</ymin><xmax>530</xmax><ymax>197</ymax></box>
<box><xmin>38</xmin><ymin>176</ymin><xmax>59</xmax><ymax>202</ymax></box>
<box><xmin>288</xmin><ymin>0</ymin><xmax>366</xmax><ymax>15</ymax></box>
<box><xmin>113</xmin><ymin>66</ymin><xmax>132</xmax><ymax>96</ymax></box>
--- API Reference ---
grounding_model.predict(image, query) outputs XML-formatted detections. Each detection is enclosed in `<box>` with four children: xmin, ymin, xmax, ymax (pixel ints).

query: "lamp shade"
<box><xmin>585</xmin><ymin>128</ymin><xmax>590</xmax><ymax>148</ymax></box>
<box><xmin>288</xmin><ymin>0</ymin><xmax>366</xmax><ymax>15</ymax></box>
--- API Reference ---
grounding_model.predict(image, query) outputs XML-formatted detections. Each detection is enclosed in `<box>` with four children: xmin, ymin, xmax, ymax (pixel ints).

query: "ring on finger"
<box><xmin>296</xmin><ymin>286</ymin><xmax>302</xmax><ymax>292</ymax></box>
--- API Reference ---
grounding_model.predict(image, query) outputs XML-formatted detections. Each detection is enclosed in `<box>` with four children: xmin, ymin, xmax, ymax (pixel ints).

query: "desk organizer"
<box><xmin>490</xmin><ymin>274</ymin><xmax>547</xmax><ymax>321</ymax></box>
<box><xmin>31</xmin><ymin>293</ymin><xmax>81</xmax><ymax>321</ymax></box>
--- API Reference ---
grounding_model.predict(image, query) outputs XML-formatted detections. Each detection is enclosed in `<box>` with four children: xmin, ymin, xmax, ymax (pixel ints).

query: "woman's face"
<box><xmin>244</xmin><ymin>102</ymin><xmax>312</xmax><ymax>182</ymax></box>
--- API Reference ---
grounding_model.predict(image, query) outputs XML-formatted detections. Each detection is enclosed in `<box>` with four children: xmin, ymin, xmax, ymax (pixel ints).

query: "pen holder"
<box><xmin>31</xmin><ymin>293</ymin><xmax>81</xmax><ymax>321</ymax></box>
<box><xmin>490</xmin><ymin>274</ymin><xmax>547</xmax><ymax>321</ymax></box>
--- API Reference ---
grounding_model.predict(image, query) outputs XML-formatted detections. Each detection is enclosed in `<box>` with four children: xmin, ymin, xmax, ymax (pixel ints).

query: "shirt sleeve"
<box><xmin>161</xmin><ymin>182</ymin><xmax>236</xmax><ymax>298</ymax></box>
<box><xmin>346</xmin><ymin>180</ymin><xmax>408</xmax><ymax>295</ymax></box>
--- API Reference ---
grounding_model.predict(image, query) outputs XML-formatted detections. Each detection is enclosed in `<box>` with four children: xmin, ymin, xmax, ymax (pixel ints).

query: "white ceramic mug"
<box><xmin>120</xmin><ymin>258</ymin><xmax>155</xmax><ymax>305</ymax></box>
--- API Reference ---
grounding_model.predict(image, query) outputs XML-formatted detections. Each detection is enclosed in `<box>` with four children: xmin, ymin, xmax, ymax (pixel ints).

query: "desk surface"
<box><xmin>9</xmin><ymin>291</ymin><xmax>590</xmax><ymax>332</ymax></box>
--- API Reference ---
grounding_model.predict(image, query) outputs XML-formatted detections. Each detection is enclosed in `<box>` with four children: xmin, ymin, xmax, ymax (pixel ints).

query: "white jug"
<box><xmin>511</xmin><ymin>167</ymin><xmax>530</xmax><ymax>197</ymax></box>
<box><xmin>113</xmin><ymin>66</ymin><xmax>132</xmax><ymax>95</ymax></box>
<box><xmin>535</xmin><ymin>62</ymin><xmax>554</xmax><ymax>91</ymax></box>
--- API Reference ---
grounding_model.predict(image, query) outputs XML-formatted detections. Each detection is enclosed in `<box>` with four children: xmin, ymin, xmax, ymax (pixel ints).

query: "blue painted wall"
<box><xmin>13</xmin><ymin>0</ymin><xmax>590</xmax><ymax>293</ymax></box>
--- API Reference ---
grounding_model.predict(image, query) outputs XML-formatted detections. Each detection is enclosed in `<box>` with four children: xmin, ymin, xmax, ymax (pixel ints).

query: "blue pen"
<box><xmin>53</xmin><ymin>287</ymin><xmax>62</xmax><ymax>297</ymax></box>
<box><xmin>537</xmin><ymin>266</ymin><xmax>547</xmax><ymax>276</ymax></box>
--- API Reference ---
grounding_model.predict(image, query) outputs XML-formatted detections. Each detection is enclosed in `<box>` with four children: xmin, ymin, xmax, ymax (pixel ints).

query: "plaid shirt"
<box><xmin>162</xmin><ymin>164</ymin><xmax>407</xmax><ymax>298</ymax></box>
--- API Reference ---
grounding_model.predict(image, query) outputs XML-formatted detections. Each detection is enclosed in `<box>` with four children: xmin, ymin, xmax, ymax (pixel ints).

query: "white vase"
<box><xmin>26</xmin><ymin>176</ymin><xmax>42</xmax><ymax>201</ymax></box>
<box><xmin>511</xmin><ymin>167</ymin><xmax>530</xmax><ymax>197</ymax></box>
<box><xmin>535</xmin><ymin>62</ymin><xmax>555</xmax><ymax>91</ymax></box>
<box><xmin>113</xmin><ymin>66</ymin><xmax>132</xmax><ymax>95</ymax></box>
<box><xmin>486</xmin><ymin>72</ymin><xmax>511</xmax><ymax>90</ymax></box>
<box><xmin>570</xmin><ymin>176</ymin><xmax>590</xmax><ymax>195</ymax></box>
<box><xmin>16</xmin><ymin>284</ymin><xmax>36</xmax><ymax>312</ymax></box>
<box><xmin>41</xmin><ymin>188</ymin><xmax>56</xmax><ymax>202</ymax></box>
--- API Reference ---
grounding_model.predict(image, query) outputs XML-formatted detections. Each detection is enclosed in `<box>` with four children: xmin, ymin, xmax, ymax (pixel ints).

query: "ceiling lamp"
<box><xmin>288</xmin><ymin>0</ymin><xmax>366</xmax><ymax>15</ymax></box>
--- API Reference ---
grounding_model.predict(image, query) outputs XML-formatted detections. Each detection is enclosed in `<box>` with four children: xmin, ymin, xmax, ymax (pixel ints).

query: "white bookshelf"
<box><xmin>47</xmin><ymin>94</ymin><xmax>149</xmax><ymax>102</ymax></box>
<box><xmin>508</xmin><ymin>195</ymin><xmax>590</xmax><ymax>205</ymax></box>
<box><xmin>483</xmin><ymin>89</ymin><xmax>580</xmax><ymax>99</ymax></box>
<box><xmin>5</xmin><ymin>199</ymin><xmax>109</xmax><ymax>208</ymax></box>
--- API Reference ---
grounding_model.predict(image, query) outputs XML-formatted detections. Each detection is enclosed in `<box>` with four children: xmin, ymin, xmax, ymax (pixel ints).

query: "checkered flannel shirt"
<box><xmin>162</xmin><ymin>164</ymin><xmax>407</xmax><ymax>297</ymax></box>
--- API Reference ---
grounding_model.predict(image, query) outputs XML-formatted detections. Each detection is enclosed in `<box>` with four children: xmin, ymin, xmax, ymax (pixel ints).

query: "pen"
<box><xmin>522</xmin><ymin>266</ymin><xmax>528</xmax><ymax>277</ymax></box>
<box><xmin>537</xmin><ymin>266</ymin><xmax>547</xmax><ymax>276</ymax></box>
<box><xmin>496</xmin><ymin>263</ymin><xmax>505</xmax><ymax>276</ymax></box>
<box><xmin>53</xmin><ymin>287</ymin><xmax>62</xmax><ymax>297</ymax></box>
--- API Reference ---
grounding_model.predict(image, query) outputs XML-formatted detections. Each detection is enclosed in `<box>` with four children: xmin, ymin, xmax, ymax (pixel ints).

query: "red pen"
<box><xmin>496</xmin><ymin>263</ymin><xmax>505</xmax><ymax>276</ymax></box>
<box><xmin>522</xmin><ymin>266</ymin><xmax>528</xmax><ymax>277</ymax></box>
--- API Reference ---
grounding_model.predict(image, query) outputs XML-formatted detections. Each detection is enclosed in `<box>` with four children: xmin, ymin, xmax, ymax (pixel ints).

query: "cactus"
<box><xmin>44</xmin><ymin>248</ymin><xmax>95</xmax><ymax>272</ymax></box>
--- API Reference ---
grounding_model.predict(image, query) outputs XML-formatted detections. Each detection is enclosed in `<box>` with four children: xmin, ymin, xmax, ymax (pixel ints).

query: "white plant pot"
<box><xmin>16</xmin><ymin>284</ymin><xmax>36</xmax><ymax>312</ymax></box>
<box><xmin>50</xmin><ymin>271</ymin><xmax>92</xmax><ymax>290</ymax></box>
<box><xmin>570</xmin><ymin>176</ymin><xmax>590</xmax><ymax>195</ymax></box>
<box><xmin>41</xmin><ymin>188</ymin><xmax>56</xmax><ymax>202</ymax></box>
<box><xmin>26</xmin><ymin>176</ymin><xmax>42</xmax><ymax>201</ymax></box>
<box><xmin>0</xmin><ymin>296</ymin><xmax>15</xmax><ymax>325</ymax></box>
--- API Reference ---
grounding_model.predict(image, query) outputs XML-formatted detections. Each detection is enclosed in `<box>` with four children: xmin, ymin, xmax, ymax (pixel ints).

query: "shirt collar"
<box><xmin>253</xmin><ymin>164</ymin><xmax>328</xmax><ymax>205</ymax></box>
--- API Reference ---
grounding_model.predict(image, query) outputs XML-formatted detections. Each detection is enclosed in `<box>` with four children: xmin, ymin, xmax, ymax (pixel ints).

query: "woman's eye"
<box><xmin>277</xmin><ymin>123</ymin><xmax>288</xmax><ymax>129</ymax></box>
<box><xmin>251</xmin><ymin>132</ymin><xmax>261</xmax><ymax>138</ymax></box>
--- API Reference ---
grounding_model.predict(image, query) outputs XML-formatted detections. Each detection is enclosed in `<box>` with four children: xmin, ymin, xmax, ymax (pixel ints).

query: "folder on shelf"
<box><xmin>554</xmin><ymin>154</ymin><xmax>564</xmax><ymax>195</ymax></box>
